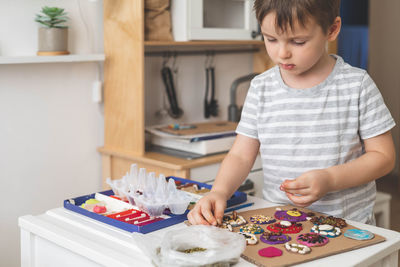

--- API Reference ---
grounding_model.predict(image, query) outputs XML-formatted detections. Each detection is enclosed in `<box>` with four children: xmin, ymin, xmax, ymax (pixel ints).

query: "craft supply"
<box><xmin>249</xmin><ymin>214</ymin><xmax>276</xmax><ymax>224</ymax></box>
<box><xmin>106</xmin><ymin>209</ymin><xmax>138</xmax><ymax>219</ymax></box>
<box><xmin>297</xmin><ymin>233</ymin><xmax>329</xmax><ymax>247</ymax></box>
<box><xmin>239</xmin><ymin>224</ymin><xmax>264</xmax><ymax>234</ymax></box>
<box><xmin>93</xmin><ymin>205</ymin><xmax>107</xmax><ymax>214</ymax></box>
<box><xmin>284</xmin><ymin>243</ymin><xmax>311</xmax><ymax>255</ymax></box>
<box><xmin>344</xmin><ymin>229</ymin><xmax>375</xmax><ymax>240</ymax></box>
<box><xmin>260</xmin><ymin>231</ymin><xmax>291</xmax><ymax>245</ymax></box>
<box><xmin>179</xmin><ymin>247</ymin><xmax>207</xmax><ymax>253</ymax></box>
<box><xmin>311</xmin><ymin>224</ymin><xmax>341</xmax><ymax>237</ymax></box>
<box><xmin>267</xmin><ymin>221</ymin><xmax>303</xmax><ymax>234</ymax></box>
<box><xmin>258</xmin><ymin>247</ymin><xmax>283</xmax><ymax>258</ymax></box>
<box><xmin>238</xmin><ymin>232</ymin><xmax>258</xmax><ymax>245</ymax></box>
<box><xmin>274</xmin><ymin>208</ymin><xmax>308</xmax><ymax>222</ymax></box>
<box><xmin>311</xmin><ymin>215</ymin><xmax>347</xmax><ymax>228</ymax></box>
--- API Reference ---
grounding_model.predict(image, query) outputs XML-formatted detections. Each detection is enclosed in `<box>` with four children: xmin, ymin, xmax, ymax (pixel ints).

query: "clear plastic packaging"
<box><xmin>107</xmin><ymin>164</ymin><xmax>194</xmax><ymax>217</ymax></box>
<box><xmin>132</xmin><ymin>225</ymin><xmax>246</xmax><ymax>267</ymax></box>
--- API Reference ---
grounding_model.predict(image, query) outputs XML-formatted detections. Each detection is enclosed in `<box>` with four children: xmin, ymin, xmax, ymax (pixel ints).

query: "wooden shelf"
<box><xmin>145</xmin><ymin>40</ymin><xmax>264</xmax><ymax>47</ymax></box>
<box><xmin>0</xmin><ymin>54</ymin><xmax>105</xmax><ymax>64</ymax></box>
<box><xmin>98</xmin><ymin>147</ymin><xmax>227</xmax><ymax>170</ymax></box>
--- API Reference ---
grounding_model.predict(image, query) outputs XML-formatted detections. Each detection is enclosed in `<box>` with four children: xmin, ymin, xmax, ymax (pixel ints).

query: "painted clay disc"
<box><xmin>310</xmin><ymin>215</ymin><xmax>347</xmax><ymax>228</ymax></box>
<box><xmin>274</xmin><ymin>208</ymin><xmax>308</xmax><ymax>222</ymax></box>
<box><xmin>344</xmin><ymin>229</ymin><xmax>374</xmax><ymax>240</ymax></box>
<box><xmin>267</xmin><ymin>221</ymin><xmax>303</xmax><ymax>234</ymax></box>
<box><xmin>258</xmin><ymin>247</ymin><xmax>283</xmax><ymax>257</ymax></box>
<box><xmin>249</xmin><ymin>214</ymin><xmax>276</xmax><ymax>224</ymax></box>
<box><xmin>238</xmin><ymin>232</ymin><xmax>258</xmax><ymax>245</ymax></box>
<box><xmin>284</xmin><ymin>243</ymin><xmax>311</xmax><ymax>255</ymax></box>
<box><xmin>222</xmin><ymin>211</ymin><xmax>247</xmax><ymax>227</ymax></box>
<box><xmin>311</xmin><ymin>224</ymin><xmax>341</xmax><ymax>238</ymax></box>
<box><xmin>260</xmin><ymin>231</ymin><xmax>291</xmax><ymax>245</ymax></box>
<box><xmin>297</xmin><ymin>233</ymin><xmax>329</xmax><ymax>247</ymax></box>
<box><xmin>239</xmin><ymin>224</ymin><xmax>264</xmax><ymax>234</ymax></box>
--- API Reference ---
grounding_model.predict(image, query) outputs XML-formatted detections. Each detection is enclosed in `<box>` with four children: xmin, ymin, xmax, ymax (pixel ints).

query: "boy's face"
<box><xmin>261</xmin><ymin>12</ymin><xmax>333</xmax><ymax>79</ymax></box>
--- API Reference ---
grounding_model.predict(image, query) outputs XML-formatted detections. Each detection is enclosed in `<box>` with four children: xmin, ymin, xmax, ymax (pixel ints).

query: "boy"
<box><xmin>188</xmin><ymin>0</ymin><xmax>395</xmax><ymax>226</ymax></box>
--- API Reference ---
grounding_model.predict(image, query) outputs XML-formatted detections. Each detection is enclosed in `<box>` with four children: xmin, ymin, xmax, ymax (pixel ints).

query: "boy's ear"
<box><xmin>327</xmin><ymin>16</ymin><xmax>341</xmax><ymax>41</ymax></box>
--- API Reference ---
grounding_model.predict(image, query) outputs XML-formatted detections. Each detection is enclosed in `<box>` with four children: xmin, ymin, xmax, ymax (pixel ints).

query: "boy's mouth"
<box><xmin>280</xmin><ymin>63</ymin><xmax>295</xmax><ymax>70</ymax></box>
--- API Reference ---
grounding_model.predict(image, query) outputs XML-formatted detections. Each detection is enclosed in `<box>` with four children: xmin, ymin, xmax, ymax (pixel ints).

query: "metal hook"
<box><xmin>209</xmin><ymin>52</ymin><xmax>215</xmax><ymax>67</ymax></box>
<box><xmin>162</xmin><ymin>52</ymin><xmax>169</xmax><ymax>67</ymax></box>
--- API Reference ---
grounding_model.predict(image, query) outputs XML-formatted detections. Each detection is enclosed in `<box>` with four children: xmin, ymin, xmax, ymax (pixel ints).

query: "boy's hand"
<box><xmin>187</xmin><ymin>191</ymin><xmax>228</xmax><ymax>226</ymax></box>
<box><xmin>280</xmin><ymin>169</ymin><xmax>334</xmax><ymax>207</ymax></box>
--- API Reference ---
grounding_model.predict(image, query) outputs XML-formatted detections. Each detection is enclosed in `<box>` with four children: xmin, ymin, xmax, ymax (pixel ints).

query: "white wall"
<box><xmin>0</xmin><ymin>1</ymin><xmax>104</xmax><ymax>266</ymax></box>
<box><xmin>0</xmin><ymin>1</ymin><xmax>257</xmax><ymax>267</ymax></box>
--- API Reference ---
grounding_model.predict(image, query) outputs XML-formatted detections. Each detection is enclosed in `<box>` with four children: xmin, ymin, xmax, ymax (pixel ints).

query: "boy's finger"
<box><xmin>286</xmin><ymin>192</ymin><xmax>313</xmax><ymax>207</ymax></box>
<box><xmin>281</xmin><ymin>179</ymin><xmax>308</xmax><ymax>190</ymax></box>
<box><xmin>191</xmin><ymin>210</ymin><xmax>211</xmax><ymax>225</ymax></box>
<box><xmin>214</xmin><ymin>201</ymin><xmax>226</xmax><ymax>225</ymax></box>
<box><xmin>201</xmin><ymin>202</ymin><xmax>218</xmax><ymax>225</ymax></box>
<box><xmin>283</xmin><ymin>187</ymin><xmax>310</xmax><ymax>195</ymax></box>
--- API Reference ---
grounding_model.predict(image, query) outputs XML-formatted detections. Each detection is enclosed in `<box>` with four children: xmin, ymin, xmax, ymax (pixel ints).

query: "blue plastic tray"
<box><xmin>64</xmin><ymin>176</ymin><xmax>247</xmax><ymax>234</ymax></box>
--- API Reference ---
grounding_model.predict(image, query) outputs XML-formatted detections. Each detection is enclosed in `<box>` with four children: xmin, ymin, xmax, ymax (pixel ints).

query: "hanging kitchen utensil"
<box><xmin>161</xmin><ymin>54</ymin><xmax>183</xmax><ymax>119</ymax></box>
<box><xmin>204</xmin><ymin>54</ymin><xmax>218</xmax><ymax>118</ymax></box>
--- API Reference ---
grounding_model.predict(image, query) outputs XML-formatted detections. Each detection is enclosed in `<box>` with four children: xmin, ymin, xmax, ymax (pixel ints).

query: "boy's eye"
<box><xmin>266</xmin><ymin>38</ymin><xmax>277</xmax><ymax>42</ymax></box>
<box><xmin>292</xmin><ymin>40</ymin><xmax>306</xmax><ymax>45</ymax></box>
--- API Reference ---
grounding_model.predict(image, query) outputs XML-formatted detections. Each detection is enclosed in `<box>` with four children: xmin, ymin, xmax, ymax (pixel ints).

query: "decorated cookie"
<box><xmin>311</xmin><ymin>215</ymin><xmax>347</xmax><ymax>228</ymax></box>
<box><xmin>274</xmin><ymin>208</ymin><xmax>308</xmax><ymax>222</ymax></box>
<box><xmin>222</xmin><ymin>211</ymin><xmax>247</xmax><ymax>227</ymax></box>
<box><xmin>260</xmin><ymin>231</ymin><xmax>291</xmax><ymax>245</ymax></box>
<box><xmin>311</xmin><ymin>224</ymin><xmax>341</xmax><ymax>237</ymax></box>
<box><xmin>267</xmin><ymin>221</ymin><xmax>303</xmax><ymax>234</ymax></box>
<box><xmin>240</xmin><ymin>224</ymin><xmax>264</xmax><ymax>234</ymax></box>
<box><xmin>238</xmin><ymin>232</ymin><xmax>258</xmax><ymax>245</ymax></box>
<box><xmin>258</xmin><ymin>247</ymin><xmax>283</xmax><ymax>258</ymax></box>
<box><xmin>284</xmin><ymin>243</ymin><xmax>312</xmax><ymax>255</ymax></box>
<box><xmin>249</xmin><ymin>214</ymin><xmax>276</xmax><ymax>224</ymax></box>
<box><xmin>344</xmin><ymin>229</ymin><xmax>374</xmax><ymax>240</ymax></box>
<box><xmin>297</xmin><ymin>233</ymin><xmax>329</xmax><ymax>247</ymax></box>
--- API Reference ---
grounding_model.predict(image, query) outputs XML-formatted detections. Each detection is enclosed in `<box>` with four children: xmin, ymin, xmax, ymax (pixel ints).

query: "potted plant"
<box><xmin>35</xmin><ymin>6</ymin><xmax>69</xmax><ymax>56</ymax></box>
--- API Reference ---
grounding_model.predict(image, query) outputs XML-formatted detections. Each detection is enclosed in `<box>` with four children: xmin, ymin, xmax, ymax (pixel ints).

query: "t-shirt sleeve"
<box><xmin>358</xmin><ymin>73</ymin><xmax>396</xmax><ymax>139</ymax></box>
<box><xmin>236</xmin><ymin>79</ymin><xmax>259</xmax><ymax>139</ymax></box>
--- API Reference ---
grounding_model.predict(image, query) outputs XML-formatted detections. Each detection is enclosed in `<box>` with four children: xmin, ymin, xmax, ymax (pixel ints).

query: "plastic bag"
<box><xmin>132</xmin><ymin>225</ymin><xmax>246</xmax><ymax>267</ymax></box>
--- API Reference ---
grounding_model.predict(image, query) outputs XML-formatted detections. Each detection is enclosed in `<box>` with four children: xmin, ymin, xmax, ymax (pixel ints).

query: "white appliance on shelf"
<box><xmin>171</xmin><ymin>0</ymin><xmax>260</xmax><ymax>41</ymax></box>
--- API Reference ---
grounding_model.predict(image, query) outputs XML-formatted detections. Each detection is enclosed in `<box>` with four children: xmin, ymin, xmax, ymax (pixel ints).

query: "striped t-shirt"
<box><xmin>236</xmin><ymin>55</ymin><xmax>395</xmax><ymax>223</ymax></box>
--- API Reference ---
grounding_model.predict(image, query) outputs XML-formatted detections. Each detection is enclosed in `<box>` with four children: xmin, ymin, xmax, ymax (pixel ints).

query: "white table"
<box><xmin>19</xmin><ymin>196</ymin><xmax>400</xmax><ymax>267</ymax></box>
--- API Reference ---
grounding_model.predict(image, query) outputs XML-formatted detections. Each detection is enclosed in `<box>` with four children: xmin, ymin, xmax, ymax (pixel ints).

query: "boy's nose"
<box><xmin>278</xmin><ymin>45</ymin><xmax>291</xmax><ymax>59</ymax></box>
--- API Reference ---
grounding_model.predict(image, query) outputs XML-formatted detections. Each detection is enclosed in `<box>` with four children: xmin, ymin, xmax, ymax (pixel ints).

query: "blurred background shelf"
<box><xmin>0</xmin><ymin>54</ymin><xmax>105</xmax><ymax>64</ymax></box>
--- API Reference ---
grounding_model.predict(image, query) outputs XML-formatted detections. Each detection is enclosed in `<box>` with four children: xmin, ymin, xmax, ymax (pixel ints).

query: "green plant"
<box><xmin>35</xmin><ymin>6</ymin><xmax>69</xmax><ymax>28</ymax></box>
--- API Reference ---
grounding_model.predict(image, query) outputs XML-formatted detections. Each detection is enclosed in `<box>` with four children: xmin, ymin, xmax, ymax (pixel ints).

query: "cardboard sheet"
<box><xmin>236</xmin><ymin>205</ymin><xmax>385</xmax><ymax>267</ymax></box>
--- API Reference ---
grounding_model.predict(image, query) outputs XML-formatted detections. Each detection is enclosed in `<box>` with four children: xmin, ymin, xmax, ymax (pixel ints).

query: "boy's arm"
<box><xmin>187</xmin><ymin>134</ymin><xmax>260</xmax><ymax>225</ymax></box>
<box><xmin>282</xmin><ymin>131</ymin><xmax>395</xmax><ymax>207</ymax></box>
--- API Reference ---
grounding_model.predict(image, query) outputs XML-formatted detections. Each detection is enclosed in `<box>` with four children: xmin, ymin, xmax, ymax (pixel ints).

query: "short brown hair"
<box><xmin>254</xmin><ymin>0</ymin><xmax>341</xmax><ymax>33</ymax></box>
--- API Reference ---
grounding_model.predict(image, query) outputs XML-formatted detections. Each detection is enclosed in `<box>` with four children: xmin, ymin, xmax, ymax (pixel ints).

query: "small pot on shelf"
<box><xmin>35</xmin><ymin>6</ymin><xmax>70</xmax><ymax>56</ymax></box>
<box><xmin>37</xmin><ymin>27</ymin><xmax>69</xmax><ymax>56</ymax></box>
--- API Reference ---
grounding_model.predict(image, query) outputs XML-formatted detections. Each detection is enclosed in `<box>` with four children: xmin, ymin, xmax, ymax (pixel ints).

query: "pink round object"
<box><xmin>258</xmin><ymin>247</ymin><xmax>283</xmax><ymax>258</ymax></box>
<box><xmin>93</xmin><ymin>205</ymin><xmax>107</xmax><ymax>213</ymax></box>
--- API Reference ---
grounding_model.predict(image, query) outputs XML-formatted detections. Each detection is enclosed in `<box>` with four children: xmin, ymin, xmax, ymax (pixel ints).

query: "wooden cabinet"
<box><xmin>100</xmin><ymin>0</ymin><xmax>337</xmax><ymax>188</ymax></box>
